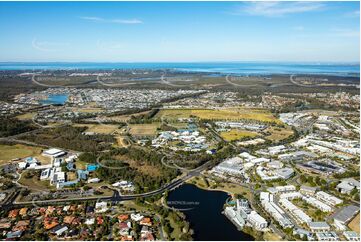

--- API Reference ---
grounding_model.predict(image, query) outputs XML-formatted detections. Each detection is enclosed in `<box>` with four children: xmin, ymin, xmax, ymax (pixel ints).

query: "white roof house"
<box><xmin>84</xmin><ymin>218</ymin><xmax>95</xmax><ymax>225</ymax></box>
<box><xmin>95</xmin><ymin>201</ymin><xmax>108</xmax><ymax>213</ymax></box>
<box><xmin>53</xmin><ymin>225</ymin><xmax>68</xmax><ymax>236</ymax></box>
<box><xmin>131</xmin><ymin>213</ymin><xmax>144</xmax><ymax>222</ymax></box>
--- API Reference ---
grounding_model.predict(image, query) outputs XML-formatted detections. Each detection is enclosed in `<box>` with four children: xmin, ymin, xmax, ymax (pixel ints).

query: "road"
<box><xmin>12</xmin><ymin>156</ymin><xmax>211</xmax><ymax>207</ymax></box>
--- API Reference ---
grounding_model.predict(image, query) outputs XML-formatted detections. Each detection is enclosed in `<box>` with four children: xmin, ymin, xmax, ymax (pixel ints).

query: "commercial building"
<box><xmin>333</xmin><ymin>205</ymin><xmax>360</xmax><ymax>225</ymax></box>
<box><xmin>261</xmin><ymin>192</ymin><xmax>293</xmax><ymax>228</ymax></box>
<box><xmin>279</xmin><ymin>199</ymin><xmax>312</xmax><ymax>224</ymax></box>
<box><xmin>308</xmin><ymin>221</ymin><xmax>331</xmax><ymax>232</ymax></box>
<box><xmin>300</xmin><ymin>186</ymin><xmax>317</xmax><ymax>196</ymax></box>
<box><xmin>343</xmin><ymin>231</ymin><xmax>360</xmax><ymax>241</ymax></box>
<box><xmin>315</xmin><ymin>231</ymin><xmax>339</xmax><ymax>241</ymax></box>
<box><xmin>247</xmin><ymin>211</ymin><xmax>267</xmax><ymax>230</ymax></box>
<box><xmin>316</xmin><ymin>191</ymin><xmax>343</xmax><ymax>206</ymax></box>
<box><xmin>337</xmin><ymin>178</ymin><xmax>360</xmax><ymax>195</ymax></box>
<box><xmin>302</xmin><ymin>196</ymin><xmax>332</xmax><ymax>212</ymax></box>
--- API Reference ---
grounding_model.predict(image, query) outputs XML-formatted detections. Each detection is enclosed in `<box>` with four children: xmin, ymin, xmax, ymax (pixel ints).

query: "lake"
<box><xmin>167</xmin><ymin>184</ymin><xmax>254</xmax><ymax>241</ymax></box>
<box><xmin>40</xmin><ymin>94</ymin><xmax>68</xmax><ymax>105</ymax></box>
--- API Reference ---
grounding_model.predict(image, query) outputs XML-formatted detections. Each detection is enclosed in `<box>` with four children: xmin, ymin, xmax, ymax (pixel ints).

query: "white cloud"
<box><xmin>97</xmin><ymin>40</ymin><xmax>125</xmax><ymax>52</ymax></box>
<box><xmin>234</xmin><ymin>2</ymin><xmax>325</xmax><ymax>17</ymax></box>
<box><xmin>331</xmin><ymin>28</ymin><xmax>359</xmax><ymax>37</ymax></box>
<box><xmin>345</xmin><ymin>10</ymin><xmax>360</xmax><ymax>18</ymax></box>
<box><xmin>32</xmin><ymin>38</ymin><xmax>70</xmax><ymax>52</ymax></box>
<box><xmin>293</xmin><ymin>26</ymin><xmax>305</xmax><ymax>31</ymax></box>
<box><xmin>80</xmin><ymin>16</ymin><xmax>143</xmax><ymax>24</ymax></box>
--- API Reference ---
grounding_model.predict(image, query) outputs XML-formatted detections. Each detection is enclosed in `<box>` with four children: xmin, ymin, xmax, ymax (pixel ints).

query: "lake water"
<box><xmin>40</xmin><ymin>94</ymin><xmax>68</xmax><ymax>105</ymax></box>
<box><xmin>0</xmin><ymin>62</ymin><xmax>359</xmax><ymax>77</ymax></box>
<box><xmin>167</xmin><ymin>184</ymin><xmax>254</xmax><ymax>241</ymax></box>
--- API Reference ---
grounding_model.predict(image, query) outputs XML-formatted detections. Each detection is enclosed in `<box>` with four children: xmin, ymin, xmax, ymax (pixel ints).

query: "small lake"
<box><xmin>40</xmin><ymin>94</ymin><xmax>68</xmax><ymax>105</ymax></box>
<box><xmin>167</xmin><ymin>184</ymin><xmax>254</xmax><ymax>241</ymax></box>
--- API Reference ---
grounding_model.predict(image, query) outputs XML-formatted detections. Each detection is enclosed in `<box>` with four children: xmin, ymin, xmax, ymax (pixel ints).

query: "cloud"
<box><xmin>293</xmin><ymin>26</ymin><xmax>305</xmax><ymax>31</ymax></box>
<box><xmin>97</xmin><ymin>40</ymin><xmax>125</xmax><ymax>52</ymax></box>
<box><xmin>80</xmin><ymin>16</ymin><xmax>143</xmax><ymax>24</ymax></box>
<box><xmin>32</xmin><ymin>38</ymin><xmax>70</xmax><ymax>52</ymax></box>
<box><xmin>234</xmin><ymin>2</ymin><xmax>325</xmax><ymax>17</ymax></box>
<box><xmin>331</xmin><ymin>28</ymin><xmax>359</xmax><ymax>37</ymax></box>
<box><xmin>345</xmin><ymin>10</ymin><xmax>360</xmax><ymax>18</ymax></box>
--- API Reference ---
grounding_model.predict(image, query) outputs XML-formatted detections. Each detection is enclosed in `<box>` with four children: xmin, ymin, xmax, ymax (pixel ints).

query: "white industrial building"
<box><xmin>213</xmin><ymin>157</ymin><xmax>244</xmax><ymax>176</ymax></box>
<box><xmin>42</xmin><ymin>148</ymin><xmax>66</xmax><ymax>158</ymax></box>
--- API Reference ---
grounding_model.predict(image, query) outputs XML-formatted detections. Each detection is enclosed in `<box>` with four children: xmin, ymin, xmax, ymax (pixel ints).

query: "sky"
<box><xmin>0</xmin><ymin>1</ymin><xmax>359</xmax><ymax>62</ymax></box>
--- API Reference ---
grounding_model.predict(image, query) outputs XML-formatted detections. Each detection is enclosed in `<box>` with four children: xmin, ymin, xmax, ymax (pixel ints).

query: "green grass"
<box><xmin>156</xmin><ymin>108</ymin><xmax>281</xmax><ymax>123</ymax></box>
<box><xmin>0</xmin><ymin>144</ymin><xmax>43</xmax><ymax>164</ymax></box>
<box><xmin>220</xmin><ymin>129</ymin><xmax>258</xmax><ymax>141</ymax></box>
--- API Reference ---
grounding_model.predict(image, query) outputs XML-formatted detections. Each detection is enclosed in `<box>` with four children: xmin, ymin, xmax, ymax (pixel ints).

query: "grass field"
<box><xmin>105</xmin><ymin>110</ymin><xmax>152</xmax><ymax>122</ymax></box>
<box><xmin>265</xmin><ymin>126</ymin><xmax>294</xmax><ymax>141</ymax></box>
<box><xmin>0</xmin><ymin>144</ymin><xmax>45</xmax><ymax>164</ymax></box>
<box><xmin>263</xmin><ymin>232</ymin><xmax>282</xmax><ymax>241</ymax></box>
<box><xmin>129</xmin><ymin>123</ymin><xmax>160</xmax><ymax>136</ymax></box>
<box><xmin>116</xmin><ymin>155</ymin><xmax>161</xmax><ymax>177</ymax></box>
<box><xmin>114</xmin><ymin>136</ymin><xmax>131</xmax><ymax>148</ymax></box>
<box><xmin>70</xmin><ymin>107</ymin><xmax>104</xmax><ymax>113</ymax></box>
<box><xmin>220</xmin><ymin>129</ymin><xmax>258</xmax><ymax>141</ymax></box>
<box><xmin>67</xmin><ymin>171</ymin><xmax>77</xmax><ymax>181</ymax></box>
<box><xmin>73</xmin><ymin>124</ymin><xmax>119</xmax><ymax>134</ymax></box>
<box><xmin>348</xmin><ymin>213</ymin><xmax>360</xmax><ymax>233</ymax></box>
<box><xmin>18</xmin><ymin>171</ymin><xmax>50</xmax><ymax>191</ymax></box>
<box><xmin>156</xmin><ymin>108</ymin><xmax>281</xmax><ymax>123</ymax></box>
<box><xmin>16</xmin><ymin>112</ymin><xmax>36</xmax><ymax>120</ymax></box>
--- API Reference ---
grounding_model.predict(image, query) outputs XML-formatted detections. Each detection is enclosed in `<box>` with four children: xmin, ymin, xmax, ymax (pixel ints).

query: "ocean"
<box><xmin>0</xmin><ymin>62</ymin><xmax>359</xmax><ymax>77</ymax></box>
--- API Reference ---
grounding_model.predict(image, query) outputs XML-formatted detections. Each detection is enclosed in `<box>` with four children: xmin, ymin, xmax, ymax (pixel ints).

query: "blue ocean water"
<box><xmin>40</xmin><ymin>94</ymin><xmax>68</xmax><ymax>105</ymax></box>
<box><xmin>0</xmin><ymin>62</ymin><xmax>359</xmax><ymax>77</ymax></box>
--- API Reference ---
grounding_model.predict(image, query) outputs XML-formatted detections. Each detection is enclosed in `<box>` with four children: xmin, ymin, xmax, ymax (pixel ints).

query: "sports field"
<box><xmin>156</xmin><ymin>108</ymin><xmax>281</xmax><ymax>123</ymax></box>
<box><xmin>220</xmin><ymin>129</ymin><xmax>258</xmax><ymax>141</ymax></box>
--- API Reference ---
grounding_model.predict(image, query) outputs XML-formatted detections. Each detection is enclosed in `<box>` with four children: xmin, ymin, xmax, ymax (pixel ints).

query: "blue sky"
<box><xmin>0</xmin><ymin>1</ymin><xmax>359</xmax><ymax>62</ymax></box>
